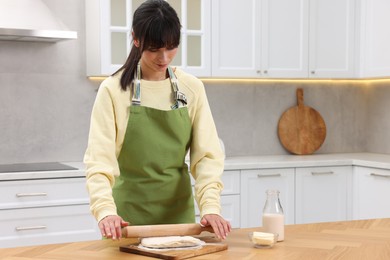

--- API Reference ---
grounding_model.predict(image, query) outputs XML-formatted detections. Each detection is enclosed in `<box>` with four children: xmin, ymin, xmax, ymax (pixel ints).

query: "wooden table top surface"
<box><xmin>1</xmin><ymin>218</ymin><xmax>390</xmax><ymax>260</ymax></box>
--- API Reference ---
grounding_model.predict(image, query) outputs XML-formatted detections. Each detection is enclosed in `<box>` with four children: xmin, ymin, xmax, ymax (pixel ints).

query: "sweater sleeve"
<box><xmin>189</xmin><ymin>84</ymin><xmax>225</xmax><ymax>218</ymax></box>
<box><xmin>84</xmin><ymin>83</ymin><xmax>120</xmax><ymax>222</ymax></box>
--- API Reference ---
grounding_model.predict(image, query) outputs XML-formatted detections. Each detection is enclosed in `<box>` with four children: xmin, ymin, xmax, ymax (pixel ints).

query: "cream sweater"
<box><xmin>84</xmin><ymin>68</ymin><xmax>224</xmax><ymax>222</ymax></box>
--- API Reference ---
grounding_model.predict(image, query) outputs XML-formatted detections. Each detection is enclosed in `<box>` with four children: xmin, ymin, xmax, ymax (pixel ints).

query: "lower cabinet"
<box><xmin>194</xmin><ymin>170</ymin><xmax>240</xmax><ymax>228</ymax></box>
<box><xmin>295</xmin><ymin>166</ymin><xmax>353</xmax><ymax>224</ymax></box>
<box><xmin>240</xmin><ymin>166</ymin><xmax>353</xmax><ymax>228</ymax></box>
<box><xmin>0</xmin><ymin>175</ymin><xmax>100</xmax><ymax>248</ymax></box>
<box><xmin>240</xmin><ymin>168</ymin><xmax>295</xmax><ymax>228</ymax></box>
<box><xmin>353</xmin><ymin>166</ymin><xmax>390</xmax><ymax>220</ymax></box>
<box><xmin>0</xmin><ymin>204</ymin><xmax>100</xmax><ymax>248</ymax></box>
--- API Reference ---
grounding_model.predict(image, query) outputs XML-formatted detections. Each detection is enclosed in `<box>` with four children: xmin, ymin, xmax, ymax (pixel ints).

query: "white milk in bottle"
<box><xmin>262</xmin><ymin>190</ymin><xmax>285</xmax><ymax>241</ymax></box>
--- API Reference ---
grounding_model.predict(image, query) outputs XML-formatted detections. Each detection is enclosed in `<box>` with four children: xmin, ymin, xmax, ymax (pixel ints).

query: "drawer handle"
<box><xmin>311</xmin><ymin>171</ymin><xmax>334</xmax><ymax>175</ymax></box>
<box><xmin>15</xmin><ymin>225</ymin><xmax>47</xmax><ymax>231</ymax></box>
<box><xmin>257</xmin><ymin>174</ymin><xmax>282</xmax><ymax>178</ymax></box>
<box><xmin>370</xmin><ymin>173</ymin><xmax>390</xmax><ymax>178</ymax></box>
<box><xmin>16</xmin><ymin>192</ymin><xmax>48</xmax><ymax>197</ymax></box>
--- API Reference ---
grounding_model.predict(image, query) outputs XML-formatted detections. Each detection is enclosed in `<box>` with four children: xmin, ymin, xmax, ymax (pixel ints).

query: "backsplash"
<box><xmin>0</xmin><ymin>0</ymin><xmax>389</xmax><ymax>164</ymax></box>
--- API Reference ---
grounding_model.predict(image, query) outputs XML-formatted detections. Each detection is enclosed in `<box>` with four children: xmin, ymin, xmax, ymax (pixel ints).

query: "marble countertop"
<box><xmin>224</xmin><ymin>152</ymin><xmax>390</xmax><ymax>170</ymax></box>
<box><xmin>1</xmin><ymin>153</ymin><xmax>390</xmax><ymax>181</ymax></box>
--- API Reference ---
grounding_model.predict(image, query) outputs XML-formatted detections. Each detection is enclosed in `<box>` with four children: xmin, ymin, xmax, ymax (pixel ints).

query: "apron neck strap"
<box><xmin>131</xmin><ymin>63</ymin><xmax>142</xmax><ymax>106</ymax></box>
<box><xmin>131</xmin><ymin>63</ymin><xmax>187</xmax><ymax>109</ymax></box>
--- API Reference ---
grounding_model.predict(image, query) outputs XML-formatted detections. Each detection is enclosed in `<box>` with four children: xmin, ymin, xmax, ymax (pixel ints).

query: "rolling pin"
<box><xmin>122</xmin><ymin>223</ymin><xmax>214</xmax><ymax>238</ymax></box>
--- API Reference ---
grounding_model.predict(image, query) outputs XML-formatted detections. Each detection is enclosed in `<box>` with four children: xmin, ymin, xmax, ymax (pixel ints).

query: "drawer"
<box><xmin>0</xmin><ymin>204</ymin><xmax>100</xmax><ymax>248</ymax></box>
<box><xmin>221</xmin><ymin>170</ymin><xmax>240</xmax><ymax>195</ymax></box>
<box><xmin>191</xmin><ymin>170</ymin><xmax>240</xmax><ymax>195</ymax></box>
<box><xmin>0</xmin><ymin>177</ymin><xmax>89</xmax><ymax>209</ymax></box>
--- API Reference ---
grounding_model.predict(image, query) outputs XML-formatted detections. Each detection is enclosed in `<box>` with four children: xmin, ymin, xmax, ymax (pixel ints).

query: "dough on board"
<box><xmin>140</xmin><ymin>236</ymin><xmax>205</xmax><ymax>249</ymax></box>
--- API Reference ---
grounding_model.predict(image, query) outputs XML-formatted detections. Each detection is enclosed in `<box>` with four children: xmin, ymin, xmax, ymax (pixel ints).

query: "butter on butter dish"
<box><xmin>248</xmin><ymin>232</ymin><xmax>278</xmax><ymax>248</ymax></box>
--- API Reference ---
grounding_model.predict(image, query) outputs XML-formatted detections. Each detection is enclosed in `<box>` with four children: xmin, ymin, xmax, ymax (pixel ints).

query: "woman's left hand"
<box><xmin>200</xmin><ymin>214</ymin><xmax>231</xmax><ymax>240</ymax></box>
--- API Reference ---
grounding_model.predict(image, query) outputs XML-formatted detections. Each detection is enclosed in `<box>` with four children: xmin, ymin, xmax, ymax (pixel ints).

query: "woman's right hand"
<box><xmin>98</xmin><ymin>215</ymin><xmax>129</xmax><ymax>240</ymax></box>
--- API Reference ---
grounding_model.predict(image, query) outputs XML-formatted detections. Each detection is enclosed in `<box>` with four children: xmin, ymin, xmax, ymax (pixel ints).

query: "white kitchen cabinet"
<box><xmin>86</xmin><ymin>0</ymin><xmax>211</xmax><ymax>77</ymax></box>
<box><xmin>193</xmin><ymin>170</ymin><xmax>240</xmax><ymax>228</ymax></box>
<box><xmin>0</xmin><ymin>205</ymin><xmax>98</xmax><ymax>248</ymax></box>
<box><xmin>260</xmin><ymin>0</ymin><xmax>309</xmax><ymax>78</ymax></box>
<box><xmin>211</xmin><ymin>0</ymin><xmax>261</xmax><ymax>78</ymax></box>
<box><xmin>356</xmin><ymin>0</ymin><xmax>390</xmax><ymax>78</ymax></box>
<box><xmin>308</xmin><ymin>0</ymin><xmax>356</xmax><ymax>78</ymax></box>
<box><xmin>353</xmin><ymin>166</ymin><xmax>390</xmax><ymax>220</ymax></box>
<box><xmin>0</xmin><ymin>171</ymin><xmax>100</xmax><ymax>248</ymax></box>
<box><xmin>240</xmin><ymin>168</ymin><xmax>295</xmax><ymax>228</ymax></box>
<box><xmin>211</xmin><ymin>0</ymin><xmax>355</xmax><ymax>78</ymax></box>
<box><xmin>295</xmin><ymin>166</ymin><xmax>353</xmax><ymax>224</ymax></box>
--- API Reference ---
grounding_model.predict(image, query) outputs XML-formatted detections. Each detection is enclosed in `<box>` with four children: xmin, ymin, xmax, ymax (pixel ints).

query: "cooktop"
<box><xmin>0</xmin><ymin>162</ymin><xmax>78</xmax><ymax>173</ymax></box>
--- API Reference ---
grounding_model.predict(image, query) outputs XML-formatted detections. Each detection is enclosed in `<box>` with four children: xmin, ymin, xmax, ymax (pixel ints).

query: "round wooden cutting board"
<box><xmin>278</xmin><ymin>88</ymin><xmax>326</xmax><ymax>155</ymax></box>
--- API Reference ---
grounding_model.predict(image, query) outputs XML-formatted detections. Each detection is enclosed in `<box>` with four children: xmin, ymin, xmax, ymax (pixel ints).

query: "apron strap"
<box><xmin>131</xmin><ymin>64</ymin><xmax>187</xmax><ymax>109</ymax></box>
<box><xmin>131</xmin><ymin>63</ymin><xmax>142</xmax><ymax>106</ymax></box>
<box><xmin>168</xmin><ymin>67</ymin><xmax>187</xmax><ymax>109</ymax></box>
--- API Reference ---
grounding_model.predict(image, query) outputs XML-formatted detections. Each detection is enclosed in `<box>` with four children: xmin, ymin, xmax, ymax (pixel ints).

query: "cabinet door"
<box><xmin>220</xmin><ymin>195</ymin><xmax>240</xmax><ymax>228</ymax></box>
<box><xmin>295</xmin><ymin>166</ymin><xmax>352</xmax><ymax>224</ymax></box>
<box><xmin>309</xmin><ymin>0</ymin><xmax>356</xmax><ymax>78</ymax></box>
<box><xmin>86</xmin><ymin>0</ymin><xmax>210</xmax><ymax>77</ymax></box>
<box><xmin>169</xmin><ymin>0</ymin><xmax>211</xmax><ymax>77</ymax></box>
<box><xmin>357</xmin><ymin>0</ymin><xmax>390</xmax><ymax>77</ymax></box>
<box><xmin>211</xmin><ymin>0</ymin><xmax>261</xmax><ymax>77</ymax></box>
<box><xmin>240</xmin><ymin>168</ymin><xmax>295</xmax><ymax>228</ymax></box>
<box><xmin>261</xmin><ymin>0</ymin><xmax>309</xmax><ymax>78</ymax></box>
<box><xmin>353</xmin><ymin>166</ymin><xmax>390</xmax><ymax>220</ymax></box>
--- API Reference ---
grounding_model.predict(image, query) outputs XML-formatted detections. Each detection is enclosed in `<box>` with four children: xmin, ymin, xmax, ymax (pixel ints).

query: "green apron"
<box><xmin>112</xmin><ymin>65</ymin><xmax>195</xmax><ymax>225</ymax></box>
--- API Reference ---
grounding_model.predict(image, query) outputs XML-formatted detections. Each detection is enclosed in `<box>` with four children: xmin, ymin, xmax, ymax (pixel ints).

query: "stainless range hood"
<box><xmin>0</xmin><ymin>0</ymin><xmax>77</xmax><ymax>42</ymax></box>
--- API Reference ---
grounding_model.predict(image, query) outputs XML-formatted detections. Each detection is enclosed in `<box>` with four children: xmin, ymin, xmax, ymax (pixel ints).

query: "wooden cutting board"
<box><xmin>120</xmin><ymin>243</ymin><xmax>228</xmax><ymax>260</ymax></box>
<box><xmin>278</xmin><ymin>88</ymin><xmax>326</xmax><ymax>155</ymax></box>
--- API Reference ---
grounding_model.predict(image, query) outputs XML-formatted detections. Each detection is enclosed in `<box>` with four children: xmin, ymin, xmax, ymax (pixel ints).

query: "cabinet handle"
<box><xmin>15</xmin><ymin>225</ymin><xmax>47</xmax><ymax>231</ymax></box>
<box><xmin>370</xmin><ymin>173</ymin><xmax>390</xmax><ymax>178</ymax></box>
<box><xmin>311</xmin><ymin>171</ymin><xmax>334</xmax><ymax>175</ymax></box>
<box><xmin>263</xmin><ymin>70</ymin><xmax>268</xmax><ymax>74</ymax></box>
<box><xmin>257</xmin><ymin>174</ymin><xmax>282</xmax><ymax>178</ymax></box>
<box><xmin>16</xmin><ymin>192</ymin><xmax>48</xmax><ymax>197</ymax></box>
<box><xmin>311</xmin><ymin>71</ymin><xmax>315</xmax><ymax>74</ymax></box>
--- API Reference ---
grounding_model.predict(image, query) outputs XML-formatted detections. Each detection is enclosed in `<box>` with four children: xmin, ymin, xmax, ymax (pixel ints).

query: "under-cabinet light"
<box><xmin>87</xmin><ymin>76</ymin><xmax>390</xmax><ymax>84</ymax></box>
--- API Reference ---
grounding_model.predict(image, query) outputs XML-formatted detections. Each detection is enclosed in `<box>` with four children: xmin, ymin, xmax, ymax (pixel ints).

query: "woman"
<box><xmin>84</xmin><ymin>0</ymin><xmax>231</xmax><ymax>241</ymax></box>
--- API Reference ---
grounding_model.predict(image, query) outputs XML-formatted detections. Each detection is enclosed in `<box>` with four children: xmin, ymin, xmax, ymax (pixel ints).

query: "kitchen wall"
<box><xmin>0</xmin><ymin>0</ymin><xmax>388</xmax><ymax>164</ymax></box>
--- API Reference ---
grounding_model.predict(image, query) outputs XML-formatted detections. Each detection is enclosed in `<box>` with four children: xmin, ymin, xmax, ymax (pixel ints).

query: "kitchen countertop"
<box><xmin>224</xmin><ymin>152</ymin><xmax>390</xmax><ymax>170</ymax></box>
<box><xmin>1</xmin><ymin>153</ymin><xmax>390</xmax><ymax>181</ymax></box>
<box><xmin>1</xmin><ymin>218</ymin><xmax>389</xmax><ymax>259</ymax></box>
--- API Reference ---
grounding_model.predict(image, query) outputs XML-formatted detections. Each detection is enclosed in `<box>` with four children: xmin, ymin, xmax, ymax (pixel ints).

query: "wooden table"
<box><xmin>1</xmin><ymin>218</ymin><xmax>390</xmax><ymax>260</ymax></box>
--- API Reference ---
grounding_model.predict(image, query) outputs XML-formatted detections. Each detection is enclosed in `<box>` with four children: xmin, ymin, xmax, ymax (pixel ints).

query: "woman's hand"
<box><xmin>200</xmin><ymin>214</ymin><xmax>231</xmax><ymax>240</ymax></box>
<box><xmin>98</xmin><ymin>215</ymin><xmax>129</xmax><ymax>240</ymax></box>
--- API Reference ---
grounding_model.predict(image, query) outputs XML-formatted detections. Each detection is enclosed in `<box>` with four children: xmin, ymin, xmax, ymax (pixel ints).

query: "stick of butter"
<box><xmin>251</xmin><ymin>232</ymin><xmax>275</xmax><ymax>246</ymax></box>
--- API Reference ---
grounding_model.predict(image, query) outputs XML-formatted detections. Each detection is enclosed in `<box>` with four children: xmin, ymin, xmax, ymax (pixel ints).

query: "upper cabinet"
<box><xmin>86</xmin><ymin>0</ymin><xmax>390</xmax><ymax>78</ymax></box>
<box><xmin>85</xmin><ymin>0</ymin><xmax>210</xmax><ymax>77</ymax></box>
<box><xmin>308</xmin><ymin>0</ymin><xmax>356</xmax><ymax>78</ymax></box>
<box><xmin>356</xmin><ymin>0</ymin><xmax>390</xmax><ymax>78</ymax></box>
<box><xmin>212</xmin><ymin>0</ymin><xmax>355</xmax><ymax>78</ymax></box>
<box><xmin>211</xmin><ymin>0</ymin><xmax>308</xmax><ymax>78</ymax></box>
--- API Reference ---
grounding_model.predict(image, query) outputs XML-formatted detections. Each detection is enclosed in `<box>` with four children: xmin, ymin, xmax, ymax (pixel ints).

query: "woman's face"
<box><xmin>140</xmin><ymin>46</ymin><xmax>178</xmax><ymax>75</ymax></box>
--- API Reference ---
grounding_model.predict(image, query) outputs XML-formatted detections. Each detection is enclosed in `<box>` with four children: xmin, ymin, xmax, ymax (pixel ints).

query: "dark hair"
<box><xmin>113</xmin><ymin>0</ymin><xmax>181</xmax><ymax>91</ymax></box>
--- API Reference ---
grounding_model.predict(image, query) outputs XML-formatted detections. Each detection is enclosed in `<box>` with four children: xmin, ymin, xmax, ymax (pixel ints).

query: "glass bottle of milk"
<box><xmin>262</xmin><ymin>189</ymin><xmax>284</xmax><ymax>241</ymax></box>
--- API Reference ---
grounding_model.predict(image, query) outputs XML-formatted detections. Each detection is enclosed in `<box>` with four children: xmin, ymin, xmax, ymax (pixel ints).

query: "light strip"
<box><xmin>200</xmin><ymin>78</ymin><xmax>390</xmax><ymax>84</ymax></box>
<box><xmin>87</xmin><ymin>76</ymin><xmax>390</xmax><ymax>84</ymax></box>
